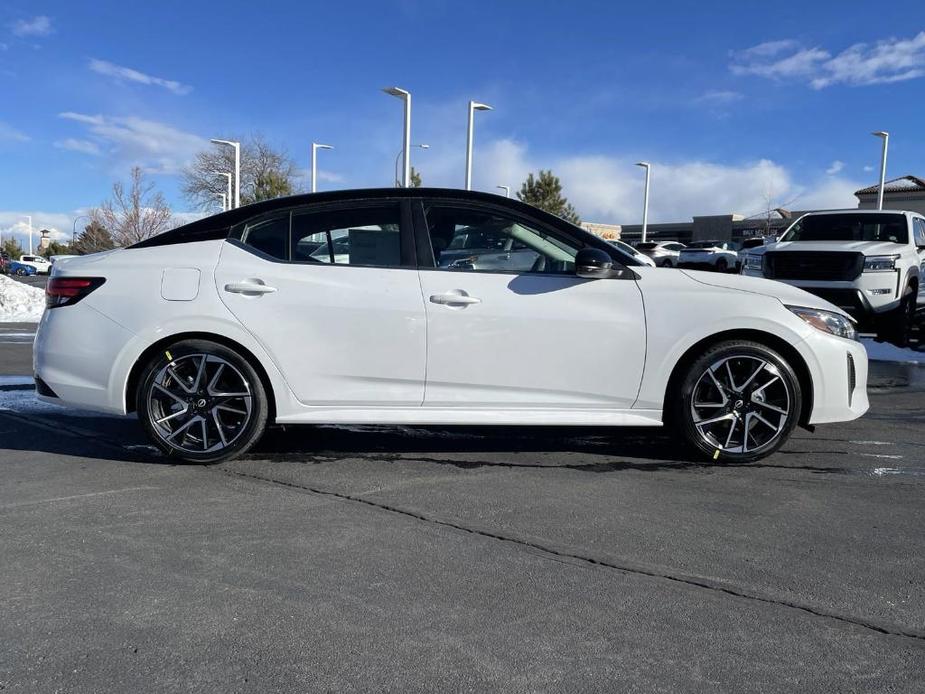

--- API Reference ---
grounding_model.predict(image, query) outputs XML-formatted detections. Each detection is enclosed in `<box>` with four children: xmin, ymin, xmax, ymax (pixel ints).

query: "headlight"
<box><xmin>743</xmin><ymin>254</ymin><xmax>763</xmax><ymax>271</ymax></box>
<box><xmin>863</xmin><ymin>254</ymin><xmax>899</xmax><ymax>272</ymax></box>
<box><xmin>787</xmin><ymin>306</ymin><xmax>857</xmax><ymax>340</ymax></box>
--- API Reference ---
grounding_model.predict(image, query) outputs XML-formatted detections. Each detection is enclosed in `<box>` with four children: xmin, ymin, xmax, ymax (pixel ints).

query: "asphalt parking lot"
<box><xmin>1</xmin><ymin>325</ymin><xmax>924</xmax><ymax>691</ymax></box>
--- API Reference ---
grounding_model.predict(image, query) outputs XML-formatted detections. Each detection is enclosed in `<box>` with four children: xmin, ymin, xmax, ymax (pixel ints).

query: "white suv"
<box><xmin>741</xmin><ymin>210</ymin><xmax>925</xmax><ymax>344</ymax></box>
<box><xmin>19</xmin><ymin>254</ymin><xmax>52</xmax><ymax>274</ymax></box>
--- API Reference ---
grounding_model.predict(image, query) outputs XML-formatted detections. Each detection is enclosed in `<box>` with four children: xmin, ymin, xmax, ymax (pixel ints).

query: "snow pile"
<box><xmin>0</xmin><ymin>274</ymin><xmax>45</xmax><ymax>322</ymax></box>
<box><xmin>862</xmin><ymin>338</ymin><xmax>925</xmax><ymax>364</ymax></box>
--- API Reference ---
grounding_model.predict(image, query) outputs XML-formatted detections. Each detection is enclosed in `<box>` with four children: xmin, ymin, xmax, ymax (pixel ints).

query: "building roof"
<box><xmin>855</xmin><ymin>175</ymin><xmax>925</xmax><ymax>196</ymax></box>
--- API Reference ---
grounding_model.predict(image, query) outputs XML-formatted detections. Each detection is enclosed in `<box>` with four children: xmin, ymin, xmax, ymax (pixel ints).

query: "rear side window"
<box><xmin>913</xmin><ymin>218</ymin><xmax>925</xmax><ymax>247</ymax></box>
<box><xmin>291</xmin><ymin>205</ymin><xmax>402</xmax><ymax>267</ymax></box>
<box><xmin>241</xmin><ymin>214</ymin><xmax>290</xmax><ymax>260</ymax></box>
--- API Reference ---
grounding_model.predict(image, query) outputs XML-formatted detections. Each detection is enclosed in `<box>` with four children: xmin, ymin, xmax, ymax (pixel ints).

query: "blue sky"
<box><xmin>1</xmin><ymin>0</ymin><xmax>924</xmax><ymax>244</ymax></box>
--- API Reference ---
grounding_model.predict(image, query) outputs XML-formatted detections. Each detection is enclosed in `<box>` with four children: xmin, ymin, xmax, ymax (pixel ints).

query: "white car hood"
<box><xmin>679</xmin><ymin>269</ymin><xmax>851</xmax><ymax>318</ymax></box>
<box><xmin>752</xmin><ymin>240</ymin><xmax>903</xmax><ymax>256</ymax></box>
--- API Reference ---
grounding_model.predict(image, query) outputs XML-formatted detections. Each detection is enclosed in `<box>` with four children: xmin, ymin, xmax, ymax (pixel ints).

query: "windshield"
<box><xmin>781</xmin><ymin>213</ymin><xmax>908</xmax><ymax>244</ymax></box>
<box><xmin>635</xmin><ymin>242</ymin><xmax>658</xmax><ymax>250</ymax></box>
<box><xmin>740</xmin><ymin>238</ymin><xmax>764</xmax><ymax>249</ymax></box>
<box><xmin>688</xmin><ymin>241</ymin><xmax>720</xmax><ymax>249</ymax></box>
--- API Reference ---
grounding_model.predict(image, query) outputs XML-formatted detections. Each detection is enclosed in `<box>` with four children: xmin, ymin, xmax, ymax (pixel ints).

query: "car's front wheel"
<box><xmin>673</xmin><ymin>340</ymin><xmax>802</xmax><ymax>462</ymax></box>
<box><xmin>137</xmin><ymin>339</ymin><xmax>268</xmax><ymax>463</ymax></box>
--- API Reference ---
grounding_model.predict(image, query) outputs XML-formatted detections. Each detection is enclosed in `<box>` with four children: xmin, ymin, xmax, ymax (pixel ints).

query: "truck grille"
<box><xmin>763</xmin><ymin>251</ymin><xmax>864</xmax><ymax>281</ymax></box>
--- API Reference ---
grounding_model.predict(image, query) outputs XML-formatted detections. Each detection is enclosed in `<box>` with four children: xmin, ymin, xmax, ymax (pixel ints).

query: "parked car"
<box><xmin>635</xmin><ymin>241</ymin><xmax>686</xmax><ymax>267</ymax></box>
<box><xmin>0</xmin><ymin>251</ymin><xmax>9</xmax><ymax>274</ymax></box>
<box><xmin>34</xmin><ymin>188</ymin><xmax>867</xmax><ymax>464</ymax></box>
<box><xmin>7</xmin><ymin>260</ymin><xmax>37</xmax><ymax>276</ymax></box>
<box><xmin>606</xmin><ymin>239</ymin><xmax>656</xmax><ymax>266</ymax></box>
<box><xmin>741</xmin><ymin>209</ymin><xmax>925</xmax><ymax>344</ymax></box>
<box><xmin>678</xmin><ymin>240</ymin><xmax>739</xmax><ymax>272</ymax></box>
<box><xmin>736</xmin><ymin>238</ymin><xmax>767</xmax><ymax>270</ymax></box>
<box><xmin>19</xmin><ymin>254</ymin><xmax>52</xmax><ymax>274</ymax></box>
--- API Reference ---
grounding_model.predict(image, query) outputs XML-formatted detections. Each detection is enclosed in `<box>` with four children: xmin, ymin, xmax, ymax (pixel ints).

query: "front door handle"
<box><xmin>224</xmin><ymin>280</ymin><xmax>277</xmax><ymax>295</ymax></box>
<box><xmin>429</xmin><ymin>291</ymin><xmax>481</xmax><ymax>306</ymax></box>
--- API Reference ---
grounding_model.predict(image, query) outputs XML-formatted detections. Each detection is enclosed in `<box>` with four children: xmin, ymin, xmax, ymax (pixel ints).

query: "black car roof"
<box><xmin>132</xmin><ymin>187</ymin><xmax>589</xmax><ymax>249</ymax></box>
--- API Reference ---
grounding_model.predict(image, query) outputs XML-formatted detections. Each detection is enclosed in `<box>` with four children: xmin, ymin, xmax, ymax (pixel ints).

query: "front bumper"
<box><xmin>797</xmin><ymin>330</ymin><xmax>869</xmax><ymax>425</ymax></box>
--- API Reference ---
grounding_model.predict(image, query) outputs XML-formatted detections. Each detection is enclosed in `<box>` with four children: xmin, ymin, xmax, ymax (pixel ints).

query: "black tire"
<box><xmin>672</xmin><ymin>340</ymin><xmax>802</xmax><ymax>463</ymax></box>
<box><xmin>136</xmin><ymin>339</ymin><xmax>268</xmax><ymax>463</ymax></box>
<box><xmin>662</xmin><ymin>259</ymin><xmax>674</xmax><ymax>268</ymax></box>
<box><xmin>715</xmin><ymin>258</ymin><xmax>728</xmax><ymax>273</ymax></box>
<box><xmin>15</xmin><ymin>268</ymin><xmax>25</xmax><ymax>276</ymax></box>
<box><xmin>882</xmin><ymin>286</ymin><xmax>917</xmax><ymax>347</ymax></box>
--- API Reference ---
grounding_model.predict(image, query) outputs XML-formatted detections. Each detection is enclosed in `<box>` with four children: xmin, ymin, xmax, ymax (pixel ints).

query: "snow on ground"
<box><xmin>861</xmin><ymin>338</ymin><xmax>925</xmax><ymax>364</ymax></box>
<box><xmin>0</xmin><ymin>275</ymin><xmax>45</xmax><ymax>322</ymax></box>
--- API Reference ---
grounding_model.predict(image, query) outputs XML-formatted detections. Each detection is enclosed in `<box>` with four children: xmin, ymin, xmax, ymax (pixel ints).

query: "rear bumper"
<box><xmin>33</xmin><ymin>302</ymin><xmax>136</xmax><ymax>415</ymax></box>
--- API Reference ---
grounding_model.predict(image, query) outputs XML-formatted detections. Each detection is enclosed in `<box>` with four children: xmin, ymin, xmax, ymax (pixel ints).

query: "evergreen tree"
<box><xmin>72</xmin><ymin>221</ymin><xmax>116</xmax><ymax>255</ymax></box>
<box><xmin>517</xmin><ymin>170</ymin><xmax>581</xmax><ymax>225</ymax></box>
<box><xmin>43</xmin><ymin>240</ymin><xmax>73</xmax><ymax>257</ymax></box>
<box><xmin>1</xmin><ymin>238</ymin><xmax>24</xmax><ymax>259</ymax></box>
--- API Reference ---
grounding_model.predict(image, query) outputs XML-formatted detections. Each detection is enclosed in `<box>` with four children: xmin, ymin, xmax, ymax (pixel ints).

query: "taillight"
<box><xmin>45</xmin><ymin>277</ymin><xmax>105</xmax><ymax>308</ymax></box>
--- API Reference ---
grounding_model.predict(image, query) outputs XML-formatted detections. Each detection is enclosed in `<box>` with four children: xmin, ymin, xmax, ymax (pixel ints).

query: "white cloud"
<box><xmin>461</xmin><ymin>139</ymin><xmax>862</xmax><ymax>223</ymax></box>
<box><xmin>826</xmin><ymin>160</ymin><xmax>845</xmax><ymax>175</ymax></box>
<box><xmin>58</xmin><ymin>112</ymin><xmax>208</xmax><ymax>174</ymax></box>
<box><xmin>0</xmin><ymin>121</ymin><xmax>29</xmax><ymax>142</ymax></box>
<box><xmin>89</xmin><ymin>58</ymin><xmax>192</xmax><ymax>96</ymax></box>
<box><xmin>54</xmin><ymin>138</ymin><xmax>102</xmax><ymax>156</ymax></box>
<box><xmin>731</xmin><ymin>31</ymin><xmax>925</xmax><ymax>89</ymax></box>
<box><xmin>10</xmin><ymin>16</ymin><xmax>52</xmax><ymax>38</ymax></box>
<box><xmin>863</xmin><ymin>165</ymin><xmax>874</xmax><ymax>172</ymax></box>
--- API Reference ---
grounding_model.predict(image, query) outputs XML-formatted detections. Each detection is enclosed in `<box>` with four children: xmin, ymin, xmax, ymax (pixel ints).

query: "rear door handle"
<box><xmin>224</xmin><ymin>280</ymin><xmax>277</xmax><ymax>295</ymax></box>
<box><xmin>429</xmin><ymin>292</ymin><xmax>481</xmax><ymax>306</ymax></box>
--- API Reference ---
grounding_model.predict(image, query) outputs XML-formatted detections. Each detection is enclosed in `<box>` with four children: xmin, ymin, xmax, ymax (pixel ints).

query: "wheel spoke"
<box><xmin>207</xmin><ymin>363</ymin><xmax>225</xmax><ymax>396</ymax></box>
<box><xmin>166</xmin><ymin>416</ymin><xmax>200</xmax><ymax>442</ymax></box>
<box><xmin>168</xmin><ymin>366</ymin><xmax>195</xmax><ymax>394</ymax></box>
<box><xmin>153</xmin><ymin>383</ymin><xmax>187</xmax><ymax>407</ymax></box>
<box><xmin>216</xmin><ymin>403</ymin><xmax>248</xmax><ymax>415</ymax></box>
<box><xmin>706</xmin><ymin>370</ymin><xmax>729</xmax><ymax>405</ymax></box>
<box><xmin>753</xmin><ymin>412</ymin><xmax>779</xmax><ymax>431</ymax></box>
<box><xmin>724</xmin><ymin>415</ymin><xmax>738</xmax><ymax>448</ymax></box>
<box><xmin>192</xmin><ymin>355</ymin><xmax>208</xmax><ymax>392</ymax></box>
<box><xmin>743</xmin><ymin>413</ymin><xmax>754</xmax><ymax>452</ymax></box>
<box><xmin>739</xmin><ymin>360</ymin><xmax>766</xmax><ymax>390</ymax></box>
<box><xmin>211</xmin><ymin>409</ymin><xmax>229</xmax><ymax>446</ymax></box>
<box><xmin>155</xmin><ymin>407</ymin><xmax>189</xmax><ymax>425</ymax></box>
<box><xmin>725</xmin><ymin>361</ymin><xmax>737</xmax><ymax>391</ymax></box>
<box><xmin>695</xmin><ymin>412</ymin><xmax>735</xmax><ymax>426</ymax></box>
<box><xmin>752</xmin><ymin>399</ymin><xmax>787</xmax><ymax>415</ymax></box>
<box><xmin>200</xmin><ymin>418</ymin><xmax>209</xmax><ymax>451</ymax></box>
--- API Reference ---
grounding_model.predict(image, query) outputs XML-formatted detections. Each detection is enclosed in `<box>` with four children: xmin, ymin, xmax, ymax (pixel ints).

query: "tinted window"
<box><xmin>426</xmin><ymin>206</ymin><xmax>579</xmax><ymax>274</ymax></box>
<box><xmin>291</xmin><ymin>205</ymin><xmax>401</xmax><ymax>267</ymax></box>
<box><xmin>781</xmin><ymin>214</ymin><xmax>908</xmax><ymax>244</ymax></box>
<box><xmin>689</xmin><ymin>241</ymin><xmax>721</xmax><ymax>248</ymax></box>
<box><xmin>636</xmin><ymin>242</ymin><xmax>658</xmax><ymax>250</ymax></box>
<box><xmin>740</xmin><ymin>238</ymin><xmax>765</xmax><ymax>249</ymax></box>
<box><xmin>241</xmin><ymin>214</ymin><xmax>290</xmax><ymax>260</ymax></box>
<box><xmin>913</xmin><ymin>218</ymin><xmax>925</xmax><ymax>247</ymax></box>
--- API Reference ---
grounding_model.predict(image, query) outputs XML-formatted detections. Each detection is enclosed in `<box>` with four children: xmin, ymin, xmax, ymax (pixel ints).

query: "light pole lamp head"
<box><xmin>383</xmin><ymin>86</ymin><xmax>410</xmax><ymax>99</ymax></box>
<box><xmin>470</xmin><ymin>101</ymin><xmax>493</xmax><ymax>112</ymax></box>
<box><xmin>210</xmin><ymin>138</ymin><xmax>239</xmax><ymax>147</ymax></box>
<box><xmin>313</xmin><ymin>143</ymin><xmax>334</xmax><ymax>151</ymax></box>
<box><xmin>635</xmin><ymin>161</ymin><xmax>650</xmax><ymax>170</ymax></box>
<box><xmin>872</xmin><ymin>131</ymin><xmax>889</xmax><ymax>139</ymax></box>
<box><xmin>417</xmin><ymin>144</ymin><xmax>430</xmax><ymax>150</ymax></box>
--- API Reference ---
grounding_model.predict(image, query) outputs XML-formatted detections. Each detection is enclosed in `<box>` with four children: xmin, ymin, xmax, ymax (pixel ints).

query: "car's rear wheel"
<box><xmin>673</xmin><ymin>340</ymin><xmax>802</xmax><ymax>462</ymax></box>
<box><xmin>661</xmin><ymin>259</ymin><xmax>674</xmax><ymax>268</ymax></box>
<box><xmin>715</xmin><ymin>258</ymin><xmax>728</xmax><ymax>273</ymax></box>
<box><xmin>137</xmin><ymin>339</ymin><xmax>268</xmax><ymax>463</ymax></box>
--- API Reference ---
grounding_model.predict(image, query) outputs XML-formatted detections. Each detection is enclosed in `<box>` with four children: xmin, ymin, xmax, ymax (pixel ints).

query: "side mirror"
<box><xmin>575</xmin><ymin>248</ymin><xmax>615</xmax><ymax>279</ymax></box>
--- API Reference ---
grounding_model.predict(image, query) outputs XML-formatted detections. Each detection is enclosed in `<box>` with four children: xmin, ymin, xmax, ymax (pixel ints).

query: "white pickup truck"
<box><xmin>741</xmin><ymin>209</ymin><xmax>925</xmax><ymax>344</ymax></box>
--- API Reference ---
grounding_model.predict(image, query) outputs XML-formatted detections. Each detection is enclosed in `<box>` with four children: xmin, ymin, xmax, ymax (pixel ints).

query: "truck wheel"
<box><xmin>883</xmin><ymin>287</ymin><xmax>917</xmax><ymax>347</ymax></box>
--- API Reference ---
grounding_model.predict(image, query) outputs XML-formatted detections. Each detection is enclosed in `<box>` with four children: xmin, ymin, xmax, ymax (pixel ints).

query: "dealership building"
<box><xmin>585</xmin><ymin>175</ymin><xmax>925</xmax><ymax>244</ymax></box>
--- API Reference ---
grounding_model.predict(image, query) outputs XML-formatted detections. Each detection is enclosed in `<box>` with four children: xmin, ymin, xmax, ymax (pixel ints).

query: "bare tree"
<box><xmin>182</xmin><ymin>134</ymin><xmax>299</xmax><ymax>211</ymax></box>
<box><xmin>90</xmin><ymin>167</ymin><xmax>172</xmax><ymax>247</ymax></box>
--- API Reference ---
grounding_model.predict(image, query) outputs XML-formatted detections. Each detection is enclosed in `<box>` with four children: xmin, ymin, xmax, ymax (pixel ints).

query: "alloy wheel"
<box><xmin>689</xmin><ymin>355</ymin><xmax>791</xmax><ymax>454</ymax></box>
<box><xmin>146</xmin><ymin>353</ymin><xmax>253</xmax><ymax>454</ymax></box>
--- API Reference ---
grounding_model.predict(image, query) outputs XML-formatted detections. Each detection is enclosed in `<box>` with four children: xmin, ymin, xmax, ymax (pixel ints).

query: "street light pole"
<box><xmin>24</xmin><ymin>215</ymin><xmax>33</xmax><ymax>255</ymax></box>
<box><xmin>218</xmin><ymin>193</ymin><xmax>227</xmax><ymax>211</ymax></box>
<box><xmin>395</xmin><ymin>144</ymin><xmax>429</xmax><ymax>187</ymax></box>
<box><xmin>496</xmin><ymin>185</ymin><xmax>510</xmax><ymax>198</ymax></box>
<box><xmin>872</xmin><ymin>131</ymin><xmax>889</xmax><ymax>210</ymax></box>
<box><xmin>212</xmin><ymin>172</ymin><xmax>232</xmax><ymax>211</ymax></box>
<box><xmin>383</xmin><ymin>87</ymin><xmax>412</xmax><ymax>187</ymax></box>
<box><xmin>72</xmin><ymin>214</ymin><xmax>90</xmax><ymax>245</ymax></box>
<box><xmin>465</xmin><ymin>101</ymin><xmax>493</xmax><ymax>190</ymax></box>
<box><xmin>311</xmin><ymin>143</ymin><xmax>334</xmax><ymax>193</ymax></box>
<box><xmin>635</xmin><ymin>162</ymin><xmax>651</xmax><ymax>243</ymax></box>
<box><xmin>210</xmin><ymin>139</ymin><xmax>241</xmax><ymax>208</ymax></box>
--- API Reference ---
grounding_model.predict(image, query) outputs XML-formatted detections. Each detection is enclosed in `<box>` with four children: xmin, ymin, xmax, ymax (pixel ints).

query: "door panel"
<box><xmin>215</xmin><ymin>244</ymin><xmax>426</xmax><ymax>408</ymax></box>
<box><xmin>419</xmin><ymin>270</ymin><xmax>646</xmax><ymax>408</ymax></box>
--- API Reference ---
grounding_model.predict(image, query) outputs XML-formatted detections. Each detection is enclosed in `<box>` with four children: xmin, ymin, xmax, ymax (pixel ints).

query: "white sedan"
<box><xmin>34</xmin><ymin>188</ymin><xmax>868</xmax><ymax>464</ymax></box>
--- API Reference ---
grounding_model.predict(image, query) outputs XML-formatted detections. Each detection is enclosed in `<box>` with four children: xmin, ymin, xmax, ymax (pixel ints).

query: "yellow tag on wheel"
<box><xmin>165</xmin><ymin>350</ymin><xmax>173</xmax><ymax>361</ymax></box>
<box><xmin>713</xmin><ymin>449</ymin><xmax>720</xmax><ymax>460</ymax></box>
